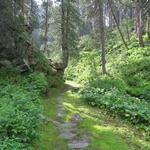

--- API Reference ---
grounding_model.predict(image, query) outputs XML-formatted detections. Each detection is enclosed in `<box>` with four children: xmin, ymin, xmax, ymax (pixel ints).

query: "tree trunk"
<box><xmin>97</xmin><ymin>0</ymin><xmax>106</xmax><ymax>74</ymax></box>
<box><xmin>21</xmin><ymin>0</ymin><xmax>25</xmax><ymax>18</ymax></box>
<box><xmin>136</xmin><ymin>0</ymin><xmax>144</xmax><ymax>47</ymax></box>
<box><xmin>147</xmin><ymin>14</ymin><xmax>150</xmax><ymax>38</ymax></box>
<box><xmin>61</xmin><ymin>0</ymin><xmax>69</xmax><ymax>70</ymax></box>
<box><xmin>129</xmin><ymin>7</ymin><xmax>133</xmax><ymax>19</ymax></box>
<box><xmin>44</xmin><ymin>0</ymin><xmax>49</xmax><ymax>53</ymax></box>
<box><xmin>108</xmin><ymin>0</ymin><xmax>129</xmax><ymax>50</ymax></box>
<box><xmin>109</xmin><ymin>10</ymin><xmax>113</xmax><ymax>28</ymax></box>
<box><xmin>126</xmin><ymin>19</ymin><xmax>130</xmax><ymax>42</ymax></box>
<box><xmin>31</xmin><ymin>0</ymin><xmax>33</xmax><ymax>14</ymax></box>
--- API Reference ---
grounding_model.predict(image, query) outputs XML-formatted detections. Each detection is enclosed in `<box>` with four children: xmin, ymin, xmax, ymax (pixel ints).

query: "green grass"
<box><xmin>34</xmin><ymin>81</ymin><xmax>150</xmax><ymax>150</ymax></box>
<box><xmin>81</xmin><ymin>120</ymin><xmax>130</xmax><ymax>150</ymax></box>
<box><xmin>62</xmin><ymin>82</ymin><xmax>150</xmax><ymax>150</ymax></box>
<box><xmin>34</xmin><ymin>88</ymin><xmax>68</xmax><ymax>150</ymax></box>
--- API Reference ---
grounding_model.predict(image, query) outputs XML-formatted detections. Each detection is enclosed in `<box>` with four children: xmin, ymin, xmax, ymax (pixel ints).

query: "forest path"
<box><xmin>34</xmin><ymin>81</ymin><xmax>140</xmax><ymax>150</ymax></box>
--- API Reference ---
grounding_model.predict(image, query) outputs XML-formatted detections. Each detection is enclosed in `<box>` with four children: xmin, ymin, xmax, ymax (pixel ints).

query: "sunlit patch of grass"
<box><xmin>34</xmin><ymin>82</ymin><xmax>150</xmax><ymax>150</ymax></box>
<box><xmin>91</xmin><ymin>125</ymin><xmax>131</xmax><ymax>150</ymax></box>
<box><xmin>62</xmin><ymin>85</ymin><xmax>150</xmax><ymax>150</ymax></box>
<box><xmin>34</xmin><ymin>88</ymin><xmax>68</xmax><ymax>150</ymax></box>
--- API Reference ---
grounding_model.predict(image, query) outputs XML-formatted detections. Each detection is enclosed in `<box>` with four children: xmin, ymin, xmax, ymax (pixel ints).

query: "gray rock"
<box><xmin>57</xmin><ymin>106</ymin><xmax>65</xmax><ymax>112</ymax></box>
<box><xmin>60</xmin><ymin>132</ymin><xmax>76</xmax><ymax>140</ymax></box>
<box><xmin>61</xmin><ymin>128</ymin><xmax>77</xmax><ymax>133</ymax></box>
<box><xmin>57</xmin><ymin>111</ymin><xmax>64</xmax><ymax>117</ymax></box>
<box><xmin>59</xmin><ymin>122</ymin><xmax>77</xmax><ymax>129</ymax></box>
<box><xmin>57</xmin><ymin>96</ymin><xmax>63</xmax><ymax>101</ymax></box>
<box><xmin>71</xmin><ymin>114</ymin><xmax>82</xmax><ymax>123</ymax></box>
<box><xmin>68</xmin><ymin>140</ymin><xmax>89</xmax><ymax>149</ymax></box>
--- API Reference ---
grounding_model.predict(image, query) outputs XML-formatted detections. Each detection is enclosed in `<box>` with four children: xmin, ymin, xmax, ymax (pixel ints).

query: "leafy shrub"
<box><xmin>65</xmin><ymin>51</ymin><xmax>99</xmax><ymax>83</ymax></box>
<box><xmin>0</xmin><ymin>139</ymin><xmax>25</xmax><ymax>150</ymax></box>
<box><xmin>143</xmin><ymin>34</ymin><xmax>150</xmax><ymax>43</ymax></box>
<box><xmin>78</xmin><ymin>35</ymin><xmax>96</xmax><ymax>51</ymax></box>
<box><xmin>88</xmin><ymin>76</ymin><xmax>127</xmax><ymax>93</ymax></box>
<box><xmin>0</xmin><ymin>70</ymin><xmax>48</xmax><ymax>149</ymax></box>
<box><xmin>80</xmin><ymin>86</ymin><xmax>150</xmax><ymax>133</ymax></box>
<box><xmin>31</xmin><ymin>50</ymin><xmax>64</xmax><ymax>87</ymax></box>
<box><xmin>24</xmin><ymin>72</ymin><xmax>48</xmax><ymax>93</ymax></box>
<box><xmin>67</xmin><ymin>40</ymin><xmax>150</xmax><ymax>101</ymax></box>
<box><xmin>107</xmin><ymin>39</ymin><xmax>150</xmax><ymax>101</ymax></box>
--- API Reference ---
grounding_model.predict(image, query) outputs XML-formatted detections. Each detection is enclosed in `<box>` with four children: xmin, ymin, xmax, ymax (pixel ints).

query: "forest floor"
<box><xmin>34</xmin><ymin>81</ymin><xmax>150</xmax><ymax>150</ymax></box>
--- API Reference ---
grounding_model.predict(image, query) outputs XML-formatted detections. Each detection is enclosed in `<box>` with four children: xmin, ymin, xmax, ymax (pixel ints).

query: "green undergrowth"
<box><xmin>32</xmin><ymin>50</ymin><xmax>64</xmax><ymax>87</ymax></box>
<box><xmin>107</xmin><ymin>37</ymin><xmax>150</xmax><ymax>101</ymax></box>
<box><xmin>34</xmin><ymin>87</ymin><xmax>68</xmax><ymax>150</ymax></box>
<box><xmin>80</xmin><ymin>82</ymin><xmax>150</xmax><ymax>134</ymax></box>
<box><xmin>65</xmin><ymin>35</ymin><xmax>150</xmax><ymax>101</ymax></box>
<box><xmin>0</xmin><ymin>50</ymin><xmax>64</xmax><ymax>149</ymax></box>
<box><xmin>62</xmin><ymin>83</ymin><xmax>150</xmax><ymax>150</ymax></box>
<box><xmin>0</xmin><ymin>69</ymin><xmax>49</xmax><ymax>149</ymax></box>
<box><xmin>65</xmin><ymin>35</ymin><xmax>150</xmax><ymax>139</ymax></box>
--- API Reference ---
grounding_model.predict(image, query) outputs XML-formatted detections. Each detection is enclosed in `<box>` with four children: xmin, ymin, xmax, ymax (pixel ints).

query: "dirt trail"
<box><xmin>56</xmin><ymin>87</ymin><xmax>90</xmax><ymax>150</ymax></box>
<box><xmin>35</xmin><ymin>81</ymin><xmax>148</xmax><ymax>150</ymax></box>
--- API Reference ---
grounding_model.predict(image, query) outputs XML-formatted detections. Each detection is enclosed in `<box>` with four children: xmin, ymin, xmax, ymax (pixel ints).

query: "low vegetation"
<box><xmin>0</xmin><ymin>0</ymin><xmax>150</xmax><ymax>149</ymax></box>
<box><xmin>0</xmin><ymin>46</ymin><xmax>64</xmax><ymax>149</ymax></box>
<box><xmin>63</xmin><ymin>87</ymin><xmax>150</xmax><ymax>150</ymax></box>
<box><xmin>0</xmin><ymin>69</ymin><xmax>49</xmax><ymax>149</ymax></box>
<box><xmin>34</xmin><ymin>88</ymin><xmax>68</xmax><ymax>150</ymax></box>
<box><xmin>65</xmin><ymin>35</ymin><xmax>150</xmax><ymax>137</ymax></box>
<box><xmin>80</xmin><ymin>83</ymin><xmax>150</xmax><ymax>133</ymax></box>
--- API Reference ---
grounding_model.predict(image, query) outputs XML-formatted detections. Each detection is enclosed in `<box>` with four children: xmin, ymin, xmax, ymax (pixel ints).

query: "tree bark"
<box><xmin>126</xmin><ymin>19</ymin><xmax>130</xmax><ymax>42</ymax></box>
<box><xmin>136</xmin><ymin>0</ymin><xmax>144</xmax><ymax>47</ymax></box>
<box><xmin>61</xmin><ymin>0</ymin><xmax>69</xmax><ymax>70</ymax></box>
<box><xmin>31</xmin><ymin>0</ymin><xmax>33</xmax><ymax>15</ymax></box>
<box><xmin>44</xmin><ymin>0</ymin><xmax>49</xmax><ymax>53</ymax></box>
<box><xmin>108</xmin><ymin>0</ymin><xmax>129</xmax><ymax>50</ymax></box>
<box><xmin>97</xmin><ymin>0</ymin><xmax>107</xmax><ymax>74</ymax></box>
<box><xmin>147</xmin><ymin>14</ymin><xmax>150</xmax><ymax>38</ymax></box>
<box><xmin>21</xmin><ymin>0</ymin><xmax>25</xmax><ymax>18</ymax></box>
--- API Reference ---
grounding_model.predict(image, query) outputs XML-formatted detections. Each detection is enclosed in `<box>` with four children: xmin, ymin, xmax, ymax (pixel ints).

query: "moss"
<box><xmin>34</xmin><ymin>81</ymin><xmax>150</xmax><ymax>150</ymax></box>
<box><xmin>34</xmin><ymin>88</ymin><xmax>68</xmax><ymax>150</ymax></box>
<box><xmin>62</xmin><ymin>82</ymin><xmax>150</xmax><ymax>150</ymax></box>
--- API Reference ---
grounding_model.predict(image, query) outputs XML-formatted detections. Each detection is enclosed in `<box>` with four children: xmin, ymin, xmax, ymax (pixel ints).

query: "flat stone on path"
<box><xmin>57</xmin><ymin>96</ymin><xmax>63</xmax><ymax>101</ymax></box>
<box><xmin>59</xmin><ymin>107</ymin><xmax>65</xmax><ymax>112</ymax></box>
<box><xmin>59</xmin><ymin>122</ymin><xmax>77</xmax><ymax>129</ymax></box>
<box><xmin>57</xmin><ymin>112</ymin><xmax>64</xmax><ymax>118</ymax></box>
<box><xmin>55</xmin><ymin>89</ymin><xmax>90</xmax><ymax>150</ymax></box>
<box><xmin>68</xmin><ymin>140</ymin><xmax>89</xmax><ymax>149</ymax></box>
<box><xmin>71</xmin><ymin>113</ymin><xmax>82</xmax><ymax>123</ymax></box>
<box><xmin>61</xmin><ymin>127</ymin><xmax>77</xmax><ymax>133</ymax></box>
<box><xmin>60</xmin><ymin>132</ymin><xmax>76</xmax><ymax>140</ymax></box>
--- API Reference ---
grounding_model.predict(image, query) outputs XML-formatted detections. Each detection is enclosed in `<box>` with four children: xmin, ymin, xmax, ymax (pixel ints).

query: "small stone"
<box><xmin>57</xmin><ymin>96</ymin><xmax>63</xmax><ymax>101</ymax></box>
<box><xmin>61</xmin><ymin>128</ymin><xmax>77</xmax><ymax>133</ymax></box>
<box><xmin>68</xmin><ymin>140</ymin><xmax>89</xmax><ymax>149</ymax></box>
<box><xmin>71</xmin><ymin>114</ymin><xmax>82</xmax><ymax>123</ymax></box>
<box><xmin>57</xmin><ymin>105</ymin><xmax>65</xmax><ymax>112</ymax></box>
<box><xmin>60</xmin><ymin>132</ymin><xmax>76</xmax><ymax>140</ymax></box>
<box><xmin>57</xmin><ymin>112</ymin><xmax>63</xmax><ymax>118</ymax></box>
<box><xmin>60</xmin><ymin>122</ymin><xmax>77</xmax><ymax>129</ymax></box>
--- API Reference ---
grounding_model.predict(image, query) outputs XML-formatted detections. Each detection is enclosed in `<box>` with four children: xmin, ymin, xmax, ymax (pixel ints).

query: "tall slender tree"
<box><xmin>108</xmin><ymin>0</ymin><xmax>129</xmax><ymax>50</ymax></box>
<box><xmin>97</xmin><ymin>0</ymin><xmax>106</xmax><ymax>74</ymax></box>
<box><xmin>147</xmin><ymin>13</ymin><xmax>150</xmax><ymax>38</ymax></box>
<box><xmin>60</xmin><ymin>0</ymin><xmax>80</xmax><ymax>71</ymax></box>
<box><xmin>136</xmin><ymin>0</ymin><xmax>144</xmax><ymax>47</ymax></box>
<box><xmin>44</xmin><ymin>0</ymin><xmax>49</xmax><ymax>53</ymax></box>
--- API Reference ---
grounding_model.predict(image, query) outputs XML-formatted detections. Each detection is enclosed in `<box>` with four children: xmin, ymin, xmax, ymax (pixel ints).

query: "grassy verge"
<box><xmin>34</xmin><ymin>88</ymin><xmax>68</xmax><ymax>150</ymax></box>
<box><xmin>0</xmin><ymin>70</ymin><xmax>48</xmax><ymax>149</ymax></box>
<box><xmin>62</xmin><ymin>83</ymin><xmax>150</xmax><ymax>150</ymax></box>
<box><xmin>34</xmin><ymin>81</ymin><xmax>150</xmax><ymax>150</ymax></box>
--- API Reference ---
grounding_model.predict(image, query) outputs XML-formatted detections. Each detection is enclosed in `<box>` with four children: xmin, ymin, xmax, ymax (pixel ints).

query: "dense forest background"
<box><xmin>0</xmin><ymin>0</ymin><xmax>150</xmax><ymax>149</ymax></box>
